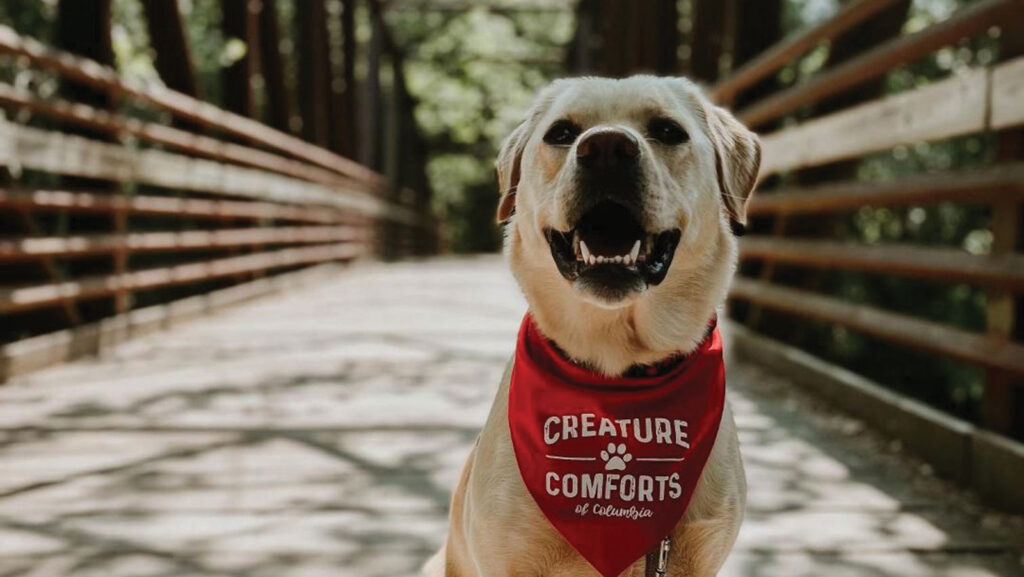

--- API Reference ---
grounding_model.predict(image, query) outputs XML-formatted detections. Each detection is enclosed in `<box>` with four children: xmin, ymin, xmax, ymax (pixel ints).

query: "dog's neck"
<box><xmin>510</xmin><ymin>219</ymin><xmax>737</xmax><ymax>377</ymax></box>
<box><xmin>527</xmin><ymin>299</ymin><xmax>718</xmax><ymax>377</ymax></box>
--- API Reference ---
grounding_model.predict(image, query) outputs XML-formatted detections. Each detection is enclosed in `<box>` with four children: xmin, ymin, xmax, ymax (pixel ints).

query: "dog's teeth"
<box><xmin>614</xmin><ymin>255</ymin><xmax>623</xmax><ymax>264</ymax></box>
<box><xmin>629</xmin><ymin>240</ymin><xmax>641</xmax><ymax>262</ymax></box>
<box><xmin>580</xmin><ymin>240</ymin><xmax>592</xmax><ymax>262</ymax></box>
<box><xmin>597</xmin><ymin>256</ymin><xmax>606</xmax><ymax>264</ymax></box>
<box><xmin>623</xmin><ymin>254</ymin><xmax>633</xmax><ymax>266</ymax></box>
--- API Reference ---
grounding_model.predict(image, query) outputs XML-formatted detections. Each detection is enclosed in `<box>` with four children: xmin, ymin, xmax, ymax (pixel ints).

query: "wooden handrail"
<box><xmin>0</xmin><ymin>119</ymin><xmax>418</xmax><ymax>220</ymax></box>
<box><xmin>0</xmin><ymin>243</ymin><xmax>363</xmax><ymax>314</ymax></box>
<box><xmin>735</xmin><ymin>0</ymin><xmax>1014</xmax><ymax>128</ymax></box>
<box><xmin>729</xmin><ymin>278</ymin><xmax>1024</xmax><ymax>376</ymax></box>
<box><xmin>992</xmin><ymin>56</ymin><xmax>1024</xmax><ymax>129</ymax></box>
<box><xmin>740</xmin><ymin>236</ymin><xmax>1024</xmax><ymax>290</ymax></box>
<box><xmin>747</xmin><ymin>164</ymin><xmax>1024</xmax><ymax>215</ymax></box>
<box><xmin>0</xmin><ymin>25</ymin><xmax>382</xmax><ymax>186</ymax></box>
<box><xmin>711</xmin><ymin>0</ymin><xmax>907</xmax><ymax>104</ymax></box>
<box><xmin>0</xmin><ymin>83</ymin><xmax>355</xmax><ymax>188</ymax></box>
<box><xmin>759</xmin><ymin>67</ymin><xmax>990</xmax><ymax>175</ymax></box>
<box><xmin>0</xmin><ymin>226</ymin><xmax>362</xmax><ymax>260</ymax></box>
<box><xmin>0</xmin><ymin>188</ymin><xmax>349</xmax><ymax>223</ymax></box>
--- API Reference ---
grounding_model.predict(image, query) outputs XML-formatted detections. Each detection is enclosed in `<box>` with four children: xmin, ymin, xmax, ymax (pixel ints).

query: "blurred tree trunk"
<box><xmin>258</xmin><ymin>0</ymin><xmax>293</xmax><ymax>133</ymax></box>
<box><xmin>338</xmin><ymin>0</ymin><xmax>358</xmax><ymax>157</ymax></box>
<box><xmin>295</xmin><ymin>0</ymin><xmax>332</xmax><ymax>147</ymax></box>
<box><xmin>690</xmin><ymin>0</ymin><xmax>728</xmax><ymax>82</ymax></box>
<box><xmin>55</xmin><ymin>0</ymin><xmax>113</xmax><ymax>112</ymax></box>
<box><xmin>360</xmin><ymin>10</ymin><xmax>382</xmax><ymax>169</ymax></box>
<box><xmin>141</xmin><ymin>0</ymin><xmax>199</xmax><ymax>98</ymax></box>
<box><xmin>568</xmin><ymin>0</ymin><xmax>678</xmax><ymax>76</ymax></box>
<box><xmin>221</xmin><ymin>0</ymin><xmax>259</xmax><ymax>118</ymax></box>
<box><xmin>730</xmin><ymin>0</ymin><xmax>782</xmax><ymax>109</ymax></box>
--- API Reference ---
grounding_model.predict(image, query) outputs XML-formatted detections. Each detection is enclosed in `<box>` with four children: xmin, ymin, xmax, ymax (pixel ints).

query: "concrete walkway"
<box><xmin>0</xmin><ymin>257</ymin><xmax>1020</xmax><ymax>577</ymax></box>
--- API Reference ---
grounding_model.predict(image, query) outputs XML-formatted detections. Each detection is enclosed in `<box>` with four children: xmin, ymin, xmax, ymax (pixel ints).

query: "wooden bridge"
<box><xmin>1</xmin><ymin>1</ymin><xmax>1023</xmax><ymax>575</ymax></box>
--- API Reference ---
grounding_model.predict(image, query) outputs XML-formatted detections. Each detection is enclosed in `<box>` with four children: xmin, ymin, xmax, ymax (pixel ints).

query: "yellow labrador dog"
<box><xmin>429</xmin><ymin>76</ymin><xmax>760</xmax><ymax>577</ymax></box>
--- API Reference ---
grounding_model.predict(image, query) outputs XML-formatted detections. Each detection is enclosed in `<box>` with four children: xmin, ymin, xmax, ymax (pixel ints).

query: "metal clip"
<box><xmin>655</xmin><ymin>536</ymin><xmax>671</xmax><ymax>576</ymax></box>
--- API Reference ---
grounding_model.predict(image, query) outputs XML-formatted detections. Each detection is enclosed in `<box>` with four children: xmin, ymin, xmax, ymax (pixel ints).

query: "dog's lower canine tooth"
<box><xmin>580</xmin><ymin>240</ymin><xmax>592</xmax><ymax>262</ymax></box>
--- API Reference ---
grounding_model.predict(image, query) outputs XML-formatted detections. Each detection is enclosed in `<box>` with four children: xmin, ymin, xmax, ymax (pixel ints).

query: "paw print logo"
<box><xmin>600</xmin><ymin>443</ymin><xmax>633</xmax><ymax>471</ymax></box>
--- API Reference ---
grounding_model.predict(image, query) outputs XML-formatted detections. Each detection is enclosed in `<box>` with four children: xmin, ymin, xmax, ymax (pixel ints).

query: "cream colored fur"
<box><xmin>428</xmin><ymin>76</ymin><xmax>760</xmax><ymax>577</ymax></box>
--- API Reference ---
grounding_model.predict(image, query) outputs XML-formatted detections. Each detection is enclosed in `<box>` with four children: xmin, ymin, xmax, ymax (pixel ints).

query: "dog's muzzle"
<box><xmin>544</xmin><ymin>127</ymin><xmax>682</xmax><ymax>302</ymax></box>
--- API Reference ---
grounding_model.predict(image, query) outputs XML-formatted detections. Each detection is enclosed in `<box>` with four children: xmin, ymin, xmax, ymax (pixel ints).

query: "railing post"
<box><xmin>984</xmin><ymin>9</ymin><xmax>1024</xmax><ymax>436</ymax></box>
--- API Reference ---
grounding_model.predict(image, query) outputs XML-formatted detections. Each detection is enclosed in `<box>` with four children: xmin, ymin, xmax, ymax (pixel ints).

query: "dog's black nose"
<box><xmin>576</xmin><ymin>129</ymin><xmax>640</xmax><ymax>170</ymax></box>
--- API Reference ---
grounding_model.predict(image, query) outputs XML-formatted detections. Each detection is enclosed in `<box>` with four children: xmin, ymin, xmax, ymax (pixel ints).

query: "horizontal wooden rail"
<box><xmin>0</xmin><ymin>263</ymin><xmax>342</xmax><ymax>380</ymax></box>
<box><xmin>759</xmin><ymin>66</ymin><xmax>994</xmax><ymax>175</ymax></box>
<box><xmin>0</xmin><ymin>25</ymin><xmax>381</xmax><ymax>186</ymax></box>
<box><xmin>747</xmin><ymin>164</ymin><xmax>1024</xmax><ymax>215</ymax></box>
<box><xmin>736</xmin><ymin>0</ymin><xmax>1014</xmax><ymax>128</ymax></box>
<box><xmin>0</xmin><ymin>243</ymin><xmax>362</xmax><ymax>314</ymax></box>
<box><xmin>0</xmin><ymin>83</ymin><xmax>354</xmax><ymax>188</ymax></box>
<box><xmin>711</xmin><ymin>0</ymin><xmax>907</xmax><ymax>104</ymax></box>
<box><xmin>740</xmin><ymin>236</ymin><xmax>1024</xmax><ymax>290</ymax></box>
<box><xmin>0</xmin><ymin>188</ymin><xmax>348</xmax><ymax>223</ymax></box>
<box><xmin>992</xmin><ymin>56</ymin><xmax>1024</xmax><ymax>129</ymax></box>
<box><xmin>729</xmin><ymin>277</ymin><xmax>1024</xmax><ymax>375</ymax></box>
<box><xmin>0</xmin><ymin>226</ymin><xmax>361</xmax><ymax>260</ymax></box>
<box><xmin>0</xmin><ymin>119</ymin><xmax>421</xmax><ymax>222</ymax></box>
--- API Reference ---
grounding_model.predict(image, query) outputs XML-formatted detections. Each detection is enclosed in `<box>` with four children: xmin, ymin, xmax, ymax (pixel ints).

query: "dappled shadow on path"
<box><xmin>0</xmin><ymin>260</ymin><xmax>520</xmax><ymax>577</ymax></box>
<box><xmin>0</xmin><ymin>259</ymin><xmax>1020</xmax><ymax>577</ymax></box>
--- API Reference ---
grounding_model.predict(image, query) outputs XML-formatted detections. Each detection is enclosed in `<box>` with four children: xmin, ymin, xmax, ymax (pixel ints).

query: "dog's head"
<box><xmin>499</xmin><ymin>76</ymin><xmax>760</xmax><ymax>372</ymax></box>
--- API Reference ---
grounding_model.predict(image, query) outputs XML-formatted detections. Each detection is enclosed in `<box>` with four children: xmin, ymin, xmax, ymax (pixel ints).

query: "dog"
<box><xmin>428</xmin><ymin>75</ymin><xmax>760</xmax><ymax>577</ymax></box>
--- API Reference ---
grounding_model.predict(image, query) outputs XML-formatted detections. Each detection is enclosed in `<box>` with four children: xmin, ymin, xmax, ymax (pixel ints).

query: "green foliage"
<box><xmin>0</xmin><ymin>0</ymin><xmax>55</xmax><ymax>42</ymax></box>
<box><xmin>178</xmin><ymin>0</ymin><xmax>226</xmax><ymax>102</ymax></box>
<box><xmin>389</xmin><ymin>7</ymin><xmax>572</xmax><ymax>252</ymax></box>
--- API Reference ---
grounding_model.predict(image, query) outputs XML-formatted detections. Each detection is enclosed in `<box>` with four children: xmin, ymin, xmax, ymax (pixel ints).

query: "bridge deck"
<box><xmin>0</xmin><ymin>258</ymin><xmax>1020</xmax><ymax>577</ymax></box>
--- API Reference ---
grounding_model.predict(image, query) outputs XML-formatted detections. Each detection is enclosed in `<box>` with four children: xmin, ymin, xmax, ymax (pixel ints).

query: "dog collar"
<box><xmin>508</xmin><ymin>314</ymin><xmax>726</xmax><ymax>577</ymax></box>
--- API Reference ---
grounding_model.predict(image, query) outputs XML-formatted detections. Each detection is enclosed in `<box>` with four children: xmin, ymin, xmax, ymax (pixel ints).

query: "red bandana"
<box><xmin>508</xmin><ymin>314</ymin><xmax>725</xmax><ymax>577</ymax></box>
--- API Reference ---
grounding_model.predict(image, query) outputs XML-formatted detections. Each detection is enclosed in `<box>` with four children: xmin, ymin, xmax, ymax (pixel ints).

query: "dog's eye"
<box><xmin>648</xmin><ymin>118</ymin><xmax>689</xmax><ymax>145</ymax></box>
<box><xmin>543</xmin><ymin>120</ymin><xmax>581</xmax><ymax>146</ymax></box>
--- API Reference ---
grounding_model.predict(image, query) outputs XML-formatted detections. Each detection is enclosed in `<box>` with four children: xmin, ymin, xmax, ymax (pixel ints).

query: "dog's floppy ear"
<box><xmin>495</xmin><ymin>80</ymin><xmax>570</xmax><ymax>224</ymax></box>
<box><xmin>495</xmin><ymin>120</ymin><xmax>530</xmax><ymax>223</ymax></box>
<box><xmin>704</xmin><ymin>103</ymin><xmax>761</xmax><ymax>235</ymax></box>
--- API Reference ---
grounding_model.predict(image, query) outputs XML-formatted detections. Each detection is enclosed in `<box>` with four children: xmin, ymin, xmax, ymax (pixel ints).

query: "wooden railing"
<box><xmin>716</xmin><ymin>0</ymin><xmax>1024</xmax><ymax>434</ymax></box>
<box><xmin>0</xmin><ymin>25</ymin><xmax>434</xmax><ymax>378</ymax></box>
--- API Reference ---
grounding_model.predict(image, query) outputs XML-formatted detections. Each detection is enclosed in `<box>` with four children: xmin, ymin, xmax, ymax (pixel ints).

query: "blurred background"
<box><xmin>0</xmin><ymin>1</ymin><xmax>1023</xmax><ymax>575</ymax></box>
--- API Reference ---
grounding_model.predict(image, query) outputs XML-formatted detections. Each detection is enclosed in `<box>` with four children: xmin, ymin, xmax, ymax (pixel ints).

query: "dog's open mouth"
<box><xmin>544</xmin><ymin>202</ymin><xmax>681</xmax><ymax>295</ymax></box>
